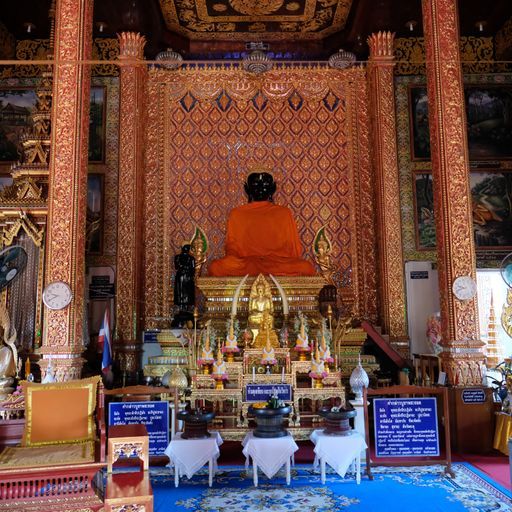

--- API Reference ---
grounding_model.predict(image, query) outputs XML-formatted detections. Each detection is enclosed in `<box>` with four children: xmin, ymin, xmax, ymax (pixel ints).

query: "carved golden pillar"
<box><xmin>41</xmin><ymin>0</ymin><xmax>93</xmax><ymax>380</ymax></box>
<box><xmin>115</xmin><ymin>33</ymin><xmax>146</xmax><ymax>378</ymax></box>
<box><xmin>367</xmin><ymin>32</ymin><xmax>408</xmax><ymax>348</ymax></box>
<box><xmin>422</xmin><ymin>0</ymin><xmax>484</xmax><ymax>385</ymax></box>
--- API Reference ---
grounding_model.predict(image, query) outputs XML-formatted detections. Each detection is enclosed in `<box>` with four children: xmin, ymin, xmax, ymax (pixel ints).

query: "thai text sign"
<box><xmin>245</xmin><ymin>384</ymin><xmax>292</xmax><ymax>402</ymax></box>
<box><xmin>374</xmin><ymin>397</ymin><xmax>440</xmax><ymax>457</ymax></box>
<box><xmin>461</xmin><ymin>388</ymin><xmax>486</xmax><ymax>404</ymax></box>
<box><xmin>109</xmin><ymin>401</ymin><xmax>169</xmax><ymax>455</ymax></box>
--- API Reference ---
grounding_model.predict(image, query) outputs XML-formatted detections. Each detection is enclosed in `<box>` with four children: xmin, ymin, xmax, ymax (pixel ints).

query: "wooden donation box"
<box><xmin>448</xmin><ymin>387</ymin><xmax>494</xmax><ymax>454</ymax></box>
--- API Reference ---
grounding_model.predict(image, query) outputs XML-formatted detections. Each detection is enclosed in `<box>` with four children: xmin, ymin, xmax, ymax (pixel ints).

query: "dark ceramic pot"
<box><xmin>249</xmin><ymin>405</ymin><xmax>292</xmax><ymax>438</ymax></box>
<box><xmin>318</xmin><ymin>406</ymin><xmax>357</xmax><ymax>436</ymax></box>
<box><xmin>178</xmin><ymin>410</ymin><xmax>215</xmax><ymax>439</ymax></box>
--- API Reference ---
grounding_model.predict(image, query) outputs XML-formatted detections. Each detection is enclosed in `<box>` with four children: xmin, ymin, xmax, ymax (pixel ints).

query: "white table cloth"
<box><xmin>310</xmin><ymin>429</ymin><xmax>367</xmax><ymax>484</ymax></box>
<box><xmin>165</xmin><ymin>431</ymin><xmax>223</xmax><ymax>487</ymax></box>
<box><xmin>242</xmin><ymin>432</ymin><xmax>299</xmax><ymax>486</ymax></box>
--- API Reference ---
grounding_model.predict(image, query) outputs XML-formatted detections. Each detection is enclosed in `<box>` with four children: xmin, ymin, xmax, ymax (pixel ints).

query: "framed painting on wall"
<box><xmin>0</xmin><ymin>88</ymin><xmax>37</xmax><ymax>163</ymax></box>
<box><xmin>86</xmin><ymin>173</ymin><xmax>104</xmax><ymax>255</ymax></box>
<box><xmin>465</xmin><ymin>86</ymin><xmax>512</xmax><ymax>160</ymax></box>
<box><xmin>413</xmin><ymin>170</ymin><xmax>512</xmax><ymax>251</ymax></box>
<box><xmin>88</xmin><ymin>86</ymin><xmax>106</xmax><ymax>163</ymax></box>
<box><xmin>413</xmin><ymin>171</ymin><xmax>436</xmax><ymax>250</ymax></box>
<box><xmin>471</xmin><ymin>170</ymin><xmax>512</xmax><ymax>250</ymax></box>
<box><xmin>0</xmin><ymin>86</ymin><xmax>106</xmax><ymax>164</ymax></box>
<box><xmin>409</xmin><ymin>84</ymin><xmax>512</xmax><ymax>161</ymax></box>
<box><xmin>408</xmin><ymin>85</ymin><xmax>430</xmax><ymax>161</ymax></box>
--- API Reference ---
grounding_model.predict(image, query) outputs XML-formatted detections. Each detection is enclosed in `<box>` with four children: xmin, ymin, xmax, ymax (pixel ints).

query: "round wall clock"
<box><xmin>452</xmin><ymin>276</ymin><xmax>477</xmax><ymax>301</ymax></box>
<box><xmin>42</xmin><ymin>281</ymin><xmax>73</xmax><ymax>310</ymax></box>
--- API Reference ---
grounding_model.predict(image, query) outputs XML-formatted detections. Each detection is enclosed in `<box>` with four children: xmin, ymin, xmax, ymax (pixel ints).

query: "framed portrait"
<box><xmin>471</xmin><ymin>170</ymin><xmax>512</xmax><ymax>250</ymax></box>
<box><xmin>0</xmin><ymin>88</ymin><xmax>37</xmax><ymax>162</ymax></box>
<box><xmin>408</xmin><ymin>85</ymin><xmax>430</xmax><ymax>161</ymax></box>
<box><xmin>86</xmin><ymin>173</ymin><xmax>104</xmax><ymax>255</ymax></box>
<box><xmin>413</xmin><ymin>170</ymin><xmax>512</xmax><ymax>251</ymax></box>
<box><xmin>465</xmin><ymin>86</ymin><xmax>512</xmax><ymax>160</ymax></box>
<box><xmin>413</xmin><ymin>171</ymin><xmax>436</xmax><ymax>250</ymax></box>
<box><xmin>88</xmin><ymin>86</ymin><xmax>106</xmax><ymax>163</ymax></box>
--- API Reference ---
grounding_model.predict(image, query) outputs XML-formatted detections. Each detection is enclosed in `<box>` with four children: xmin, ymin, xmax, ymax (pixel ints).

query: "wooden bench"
<box><xmin>0</xmin><ymin>379</ymin><xmax>106</xmax><ymax>511</ymax></box>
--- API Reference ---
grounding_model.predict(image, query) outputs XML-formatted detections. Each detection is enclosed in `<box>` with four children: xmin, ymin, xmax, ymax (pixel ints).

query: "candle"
<box><xmin>335</xmin><ymin>354</ymin><xmax>338</xmax><ymax>370</ymax></box>
<box><xmin>281</xmin><ymin>366</ymin><xmax>285</xmax><ymax>383</ymax></box>
<box><xmin>252</xmin><ymin>366</ymin><xmax>255</xmax><ymax>383</ymax></box>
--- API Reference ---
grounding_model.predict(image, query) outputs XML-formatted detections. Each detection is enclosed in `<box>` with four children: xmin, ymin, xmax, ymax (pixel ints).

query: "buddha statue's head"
<box><xmin>245</xmin><ymin>172</ymin><xmax>276</xmax><ymax>203</ymax></box>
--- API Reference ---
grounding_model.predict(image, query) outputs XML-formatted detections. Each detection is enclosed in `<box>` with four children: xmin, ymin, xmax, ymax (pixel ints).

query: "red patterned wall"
<box><xmin>144</xmin><ymin>67</ymin><xmax>377</xmax><ymax>326</ymax></box>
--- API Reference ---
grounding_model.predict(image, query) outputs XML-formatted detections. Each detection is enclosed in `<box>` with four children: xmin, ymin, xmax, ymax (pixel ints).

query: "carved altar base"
<box><xmin>197</xmin><ymin>276</ymin><xmax>327</xmax><ymax>331</ymax></box>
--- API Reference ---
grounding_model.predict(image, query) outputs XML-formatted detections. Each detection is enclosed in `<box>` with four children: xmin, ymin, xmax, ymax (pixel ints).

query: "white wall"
<box><xmin>405</xmin><ymin>261</ymin><xmax>440</xmax><ymax>355</ymax></box>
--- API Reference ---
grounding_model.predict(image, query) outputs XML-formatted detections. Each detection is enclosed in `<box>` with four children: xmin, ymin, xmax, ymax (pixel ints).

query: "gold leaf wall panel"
<box><xmin>144</xmin><ymin>66</ymin><xmax>377</xmax><ymax>327</ymax></box>
<box><xmin>394</xmin><ymin>37</ymin><xmax>494</xmax><ymax>76</ymax></box>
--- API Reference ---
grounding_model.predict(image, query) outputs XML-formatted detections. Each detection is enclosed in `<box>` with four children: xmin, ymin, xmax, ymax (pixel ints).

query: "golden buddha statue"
<box><xmin>248</xmin><ymin>274</ymin><xmax>274</xmax><ymax>335</ymax></box>
<box><xmin>254</xmin><ymin>310</ymin><xmax>280</xmax><ymax>349</ymax></box>
<box><xmin>0</xmin><ymin>304</ymin><xmax>18</xmax><ymax>398</ymax></box>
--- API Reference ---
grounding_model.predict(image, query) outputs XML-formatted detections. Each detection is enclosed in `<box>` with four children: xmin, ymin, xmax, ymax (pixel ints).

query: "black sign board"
<box><xmin>89</xmin><ymin>275</ymin><xmax>115</xmax><ymax>299</ymax></box>
<box><xmin>410</xmin><ymin>271</ymin><xmax>429</xmax><ymax>280</ymax></box>
<box><xmin>461</xmin><ymin>388</ymin><xmax>486</xmax><ymax>404</ymax></box>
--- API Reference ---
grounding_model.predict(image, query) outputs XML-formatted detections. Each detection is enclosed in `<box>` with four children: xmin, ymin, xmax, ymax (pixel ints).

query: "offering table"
<box><xmin>165</xmin><ymin>431</ymin><xmax>223</xmax><ymax>487</ymax></box>
<box><xmin>242</xmin><ymin>431</ymin><xmax>298</xmax><ymax>487</ymax></box>
<box><xmin>310</xmin><ymin>429</ymin><xmax>367</xmax><ymax>484</ymax></box>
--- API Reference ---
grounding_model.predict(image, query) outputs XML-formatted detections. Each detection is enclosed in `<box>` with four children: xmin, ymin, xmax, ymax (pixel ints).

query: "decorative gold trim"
<box><xmin>2</xmin><ymin>211</ymin><xmax>45</xmax><ymax>247</ymax></box>
<box><xmin>158</xmin><ymin>0</ymin><xmax>353</xmax><ymax>41</ymax></box>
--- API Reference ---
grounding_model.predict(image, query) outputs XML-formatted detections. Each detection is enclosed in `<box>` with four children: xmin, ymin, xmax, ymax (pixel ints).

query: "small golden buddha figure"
<box><xmin>248</xmin><ymin>274</ymin><xmax>274</xmax><ymax>337</ymax></box>
<box><xmin>254</xmin><ymin>310</ymin><xmax>280</xmax><ymax>349</ymax></box>
<box><xmin>313</xmin><ymin>227</ymin><xmax>334</xmax><ymax>284</ymax></box>
<box><xmin>0</xmin><ymin>304</ymin><xmax>17</xmax><ymax>398</ymax></box>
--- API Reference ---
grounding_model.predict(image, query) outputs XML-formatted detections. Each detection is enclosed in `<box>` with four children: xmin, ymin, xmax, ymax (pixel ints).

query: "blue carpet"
<box><xmin>148</xmin><ymin>463</ymin><xmax>511</xmax><ymax>512</ymax></box>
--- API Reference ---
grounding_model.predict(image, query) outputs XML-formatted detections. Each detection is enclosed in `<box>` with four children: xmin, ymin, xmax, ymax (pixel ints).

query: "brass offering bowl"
<box><xmin>318</xmin><ymin>406</ymin><xmax>357</xmax><ymax>436</ymax></box>
<box><xmin>178</xmin><ymin>409</ymin><xmax>215</xmax><ymax>439</ymax></box>
<box><xmin>248</xmin><ymin>405</ymin><xmax>292</xmax><ymax>438</ymax></box>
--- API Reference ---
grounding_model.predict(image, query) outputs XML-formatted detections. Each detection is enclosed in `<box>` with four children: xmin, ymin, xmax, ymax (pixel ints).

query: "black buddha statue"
<box><xmin>172</xmin><ymin>244</ymin><xmax>195</xmax><ymax>327</ymax></box>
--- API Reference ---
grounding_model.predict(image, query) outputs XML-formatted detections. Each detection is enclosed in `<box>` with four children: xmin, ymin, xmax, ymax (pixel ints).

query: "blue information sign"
<box><xmin>143</xmin><ymin>330</ymin><xmax>160</xmax><ymax>343</ymax></box>
<box><xmin>109</xmin><ymin>401</ymin><xmax>169</xmax><ymax>456</ymax></box>
<box><xmin>374</xmin><ymin>397</ymin><xmax>440</xmax><ymax>458</ymax></box>
<box><xmin>245</xmin><ymin>384</ymin><xmax>292</xmax><ymax>402</ymax></box>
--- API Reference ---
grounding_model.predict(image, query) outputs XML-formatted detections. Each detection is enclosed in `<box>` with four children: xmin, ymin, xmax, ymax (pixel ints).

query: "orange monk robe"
<box><xmin>208</xmin><ymin>201</ymin><xmax>316</xmax><ymax>277</ymax></box>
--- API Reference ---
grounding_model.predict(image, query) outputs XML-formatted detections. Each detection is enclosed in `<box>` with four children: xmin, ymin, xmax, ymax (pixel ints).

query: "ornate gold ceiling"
<box><xmin>159</xmin><ymin>0</ymin><xmax>354</xmax><ymax>41</ymax></box>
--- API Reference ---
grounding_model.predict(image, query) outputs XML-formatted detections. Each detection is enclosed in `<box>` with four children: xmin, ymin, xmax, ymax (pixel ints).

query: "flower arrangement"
<box><xmin>197</xmin><ymin>321</ymin><xmax>216</xmax><ymax>366</ymax></box>
<box><xmin>267</xmin><ymin>392</ymin><xmax>285</xmax><ymax>409</ymax></box>
<box><xmin>223</xmin><ymin>317</ymin><xmax>240</xmax><ymax>354</ymax></box>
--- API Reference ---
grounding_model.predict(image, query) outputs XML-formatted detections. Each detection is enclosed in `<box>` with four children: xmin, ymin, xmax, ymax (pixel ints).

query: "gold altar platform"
<box><xmin>197</xmin><ymin>275</ymin><xmax>327</xmax><ymax>328</ymax></box>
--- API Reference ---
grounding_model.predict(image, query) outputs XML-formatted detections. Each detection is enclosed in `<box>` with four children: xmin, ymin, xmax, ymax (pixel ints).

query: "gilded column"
<box><xmin>115</xmin><ymin>33</ymin><xmax>147</xmax><ymax>379</ymax></box>
<box><xmin>42</xmin><ymin>0</ymin><xmax>93</xmax><ymax>380</ymax></box>
<box><xmin>367</xmin><ymin>32</ymin><xmax>408</xmax><ymax>348</ymax></box>
<box><xmin>422</xmin><ymin>0</ymin><xmax>484</xmax><ymax>385</ymax></box>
